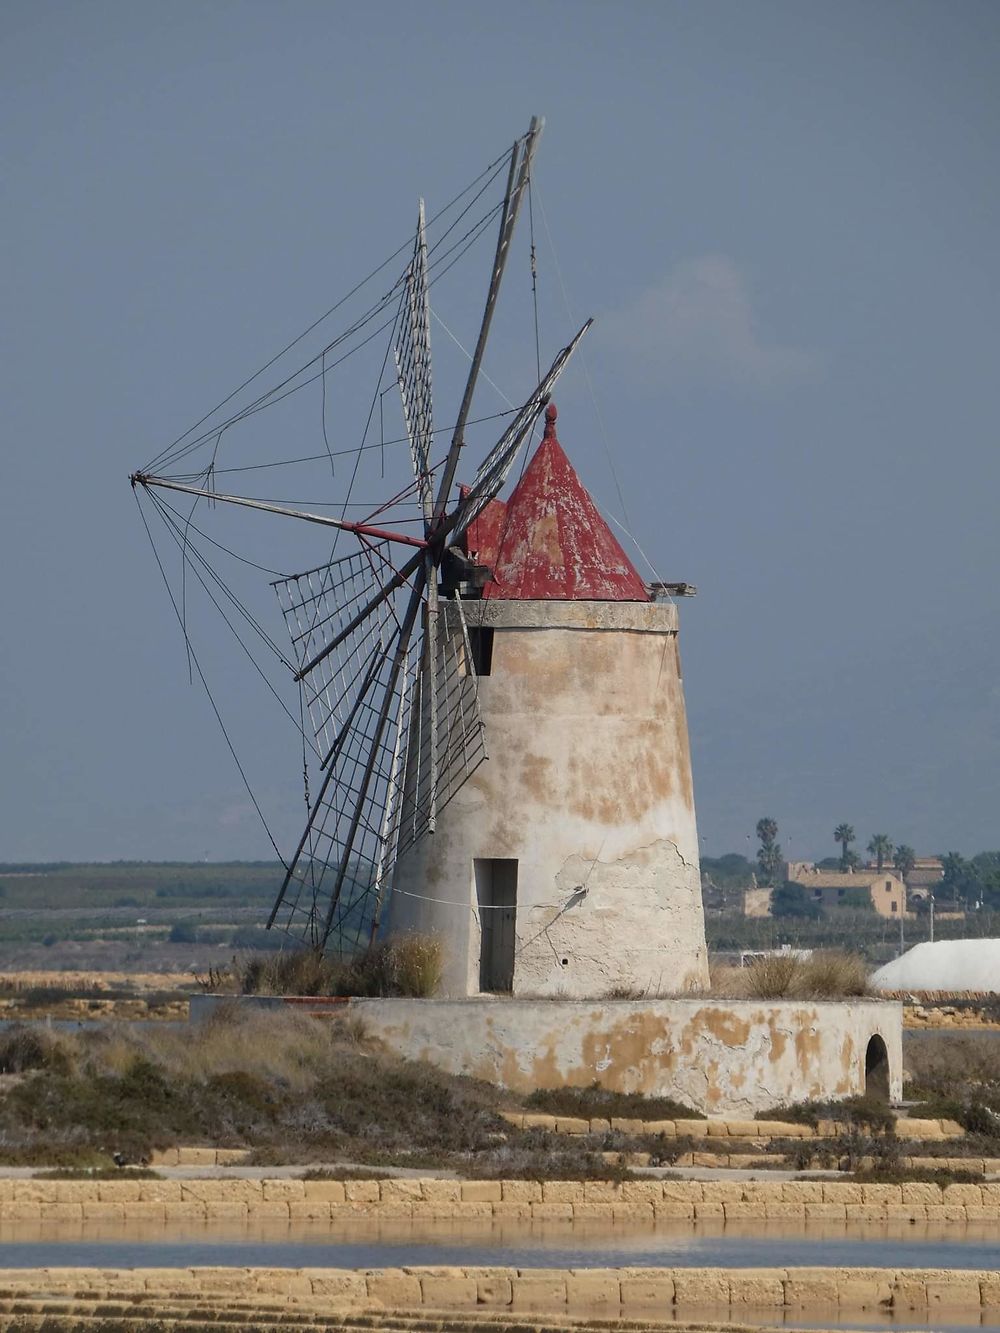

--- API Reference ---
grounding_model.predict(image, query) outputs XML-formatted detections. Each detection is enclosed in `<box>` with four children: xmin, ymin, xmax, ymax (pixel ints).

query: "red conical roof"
<box><xmin>475</xmin><ymin>404</ymin><xmax>648</xmax><ymax>602</ymax></box>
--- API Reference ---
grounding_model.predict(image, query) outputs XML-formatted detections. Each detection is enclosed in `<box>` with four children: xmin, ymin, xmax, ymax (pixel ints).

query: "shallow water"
<box><xmin>1</xmin><ymin>1216</ymin><xmax>997</xmax><ymax>1271</ymax></box>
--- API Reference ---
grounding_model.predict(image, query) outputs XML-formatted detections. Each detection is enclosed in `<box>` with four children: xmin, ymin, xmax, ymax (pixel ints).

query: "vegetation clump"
<box><xmin>525</xmin><ymin>1084</ymin><xmax>703</xmax><ymax>1122</ymax></box>
<box><xmin>0</xmin><ymin>1007</ymin><xmax>626</xmax><ymax>1176</ymax></box>
<box><xmin>237</xmin><ymin>934</ymin><xmax>443</xmax><ymax>999</ymax></box>
<box><xmin>904</xmin><ymin>1032</ymin><xmax>1000</xmax><ymax>1139</ymax></box>
<box><xmin>757</xmin><ymin>1094</ymin><xmax>895</xmax><ymax>1133</ymax></box>
<box><xmin>0</xmin><ymin>1024</ymin><xmax>73</xmax><ymax>1075</ymax></box>
<box><xmin>714</xmin><ymin>951</ymin><xmax>869</xmax><ymax>1000</ymax></box>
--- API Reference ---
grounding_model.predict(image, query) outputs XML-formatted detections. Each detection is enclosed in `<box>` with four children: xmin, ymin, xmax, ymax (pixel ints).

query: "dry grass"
<box><xmin>712</xmin><ymin>952</ymin><xmax>870</xmax><ymax>1001</ymax></box>
<box><xmin>743</xmin><ymin>953</ymin><xmax>802</xmax><ymax>999</ymax></box>
<box><xmin>236</xmin><ymin>935</ymin><xmax>443</xmax><ymax>999</ymax></box>
<box><xmin>525</xmin><ymin>1084</ymin><xmax>702</xmax><ymax>1121</ymax></box>
<box><xmin>0</xmin><ymin>1006</ymin><xmax>627</xmax><ymax>1176</ymax></box>
<box><xmin>903</xmin><ymin>1031</ymin><xmax>1000</xmax><ymax>1137</ymax></box>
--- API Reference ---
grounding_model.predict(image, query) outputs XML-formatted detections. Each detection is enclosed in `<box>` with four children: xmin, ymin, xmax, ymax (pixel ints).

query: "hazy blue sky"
<box><xmin>3</xmin><ymin>0</ymin><xmax>998</xmax><ymax>865</ymax></box>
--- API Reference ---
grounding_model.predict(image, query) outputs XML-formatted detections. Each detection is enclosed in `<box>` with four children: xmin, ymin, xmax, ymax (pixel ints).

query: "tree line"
<box><xmin>700</xmin><ymin>820</ymin><xmax>1000</xmax><ymax>918</ymax></box>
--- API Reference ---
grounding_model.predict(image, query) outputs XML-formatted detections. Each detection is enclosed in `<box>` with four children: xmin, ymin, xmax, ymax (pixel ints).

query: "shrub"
<box><xmin>743</xmin><ymin>953</ymin><xmax>801</xmax><ymax>998</ymax></box>
<box><xmin>169</xmin><ymin>920</ymin><xmax>199</xmax><ymax>944</ymax></box>
<box><xmin>0</xmin><ymin>1025</ymin><xmax>73</xmax><ymax>1075</ymax></box>
<box><xmin>961</xmin><ymin>1102</ymin><xmax>1000</xmax><ymax>1138</ymax></box>
<box><xmin>525</xmin><ymin>1084</ymin><xmax>703</xmax><ymax>1121</ymax></box>
<box><xmin>238</xmin><ymin>935</ymin><xmax>443</xmax><ymax>999</ymax></box>
<box><xmin>728</xmin><ymin>951</ymin><xmax>869</xmax><ymax>1000</ymax></box>
<box><xmin>350</xmin><ymin>935</ymin><xmax>443</xmax><ymax>998</ymax></box>
<box><xmin>760</xmin><ymin>1095</ymin><xmax>896</xmax><ymax>1135</ymax></box>
<box><xmin>797</xmin><ymin>951</ymin><xmax>869</xmax><ymax>998</ymax></box>
<box><xmin>239</xmin><ymin>949</ymin><xmax>343</xmax><ymax>997</ymax></box>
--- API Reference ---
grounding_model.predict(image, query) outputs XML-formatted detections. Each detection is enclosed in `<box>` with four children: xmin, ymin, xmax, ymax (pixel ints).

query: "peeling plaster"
<box><xmin>387</xmin><ymin>599</ymin><xmax>709</xmax><ymax>998</ymax></box>
<box><xmin>346</xmin><ymin>997</ymin><xmax>904</xmax><ymax>1116</ymax></box>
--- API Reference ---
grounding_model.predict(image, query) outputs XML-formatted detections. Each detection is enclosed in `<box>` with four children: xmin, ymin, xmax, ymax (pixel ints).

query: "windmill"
<box><xmin>131</xmin><ymin>117</ymin><xmax>590</xmax><ymax>956</ymax></box>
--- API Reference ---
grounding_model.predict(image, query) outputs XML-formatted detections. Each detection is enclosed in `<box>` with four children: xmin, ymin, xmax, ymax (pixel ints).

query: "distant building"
<box><xmin>784</xmin><ymin>862</ymin><xmax>906</xmax><ymax>918</ymax></box>
<box><xmin>904</xmin><ymin>857</ymin><xmax>945</xmax><ymax>892</ymax></box>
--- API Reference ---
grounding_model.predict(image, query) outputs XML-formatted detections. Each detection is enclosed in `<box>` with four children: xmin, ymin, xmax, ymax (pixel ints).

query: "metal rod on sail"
<box><xmin>130</xmin><ymin>474</ymin><xmax>427</xmax><ymax>549</ymax></box>
<box><xmin>432</xmin><ymin>116</ymin><xmax>543</xmax><ymax>521</ymax></box>
<box><xmin>369</xmin><ymin>649</ymin><xmax>412</xmax><ymax>943</ymax></box>
<box><xmin>317</xmin><ymin>573</ymin><xmax>427</xmax><ymax>949</ymax></box>
<box><xmin>424</xmin><ymin>551</ymin><xmax>439</xmax><ymax>833</ymax></box>
<box><xmin>449</xmin><ymin>319</ymin><xmax>592</xmax><ymax>539</ymax></box>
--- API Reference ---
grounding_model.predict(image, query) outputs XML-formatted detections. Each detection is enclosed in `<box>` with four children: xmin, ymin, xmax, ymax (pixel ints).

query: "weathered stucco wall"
<box><xmin>385</xmin><ymin>599</ymin><xmax>709</xmax><ymax>998</ymax></box>
<box><xmin>346</xmin><ymin>996</ymin><xmax>903</xmax><ymax>1115</ymax></box>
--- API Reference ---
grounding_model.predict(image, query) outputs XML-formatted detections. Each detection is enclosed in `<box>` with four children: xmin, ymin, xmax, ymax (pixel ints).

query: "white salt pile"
<box><xmin>871</xmin><ymin>938</ymin><xmax>1000</xmax><ymax>992</ymax></box>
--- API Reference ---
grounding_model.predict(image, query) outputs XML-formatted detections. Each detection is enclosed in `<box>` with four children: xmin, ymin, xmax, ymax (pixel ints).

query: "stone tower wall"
<box><xmin>386</xmin><ymin>598</ymin><xmax>709</xmax><ymax>998</ymax></box>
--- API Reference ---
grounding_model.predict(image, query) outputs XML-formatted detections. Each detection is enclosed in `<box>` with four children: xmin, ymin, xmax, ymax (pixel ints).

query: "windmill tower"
<box><xmin>384</xmin><ymin>403</ymin><xmax>709</xmax><ymax>998</ymax></box>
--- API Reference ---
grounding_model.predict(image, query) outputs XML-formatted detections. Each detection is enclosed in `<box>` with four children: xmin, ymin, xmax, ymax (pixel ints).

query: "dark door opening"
<box><xmin>468</xmin><ymin>627</ymin><xmax>494</xmax><ymax>676</ymax></box>
<box><xmin>864</xmin><ymin>1034</ymin><xmax>890</xmax><ymax>1102</ymax></box>
<box><xmin>476</xmin><ymin>858</ymin><xmax>517</xmax><ymax>993</ymax></box>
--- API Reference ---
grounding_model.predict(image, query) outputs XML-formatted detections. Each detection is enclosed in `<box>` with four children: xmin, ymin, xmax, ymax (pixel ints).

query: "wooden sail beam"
<box><xmin>316</xmin><ymin>570</ymin><xmax>427</xmax><ymax>949</ymax></box>
<box><xmin>432</xmin><ymin>116</ymin><xmax>543</xmax><ymax>524</ymax></box>
<box><xmin>130</xmin><ymin>473</ymin><xmax>428</xmax><ymax>550</ymax></box>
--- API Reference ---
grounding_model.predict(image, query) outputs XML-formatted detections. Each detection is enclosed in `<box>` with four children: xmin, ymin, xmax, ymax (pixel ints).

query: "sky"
<box><xmin>2</xmin><ymin>0</ymin><xmax>998</xmax><ymax>865</ymax></box>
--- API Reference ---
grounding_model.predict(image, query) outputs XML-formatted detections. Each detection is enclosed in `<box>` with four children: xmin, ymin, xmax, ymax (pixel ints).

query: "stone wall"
<box><xmin>2</xmin><ymin>1262</ymin><xmax>1000</xmax><ymax>1320</ymax></box>
<box><xmin>340</xmin><ymin>996</ymin><xmax>903</xmax><ymax>1114</ymax></box>
<box><xmin>6</xmin><ymin>1177</ymin><xmax>995</xmax><ymax>1225</ymax></box>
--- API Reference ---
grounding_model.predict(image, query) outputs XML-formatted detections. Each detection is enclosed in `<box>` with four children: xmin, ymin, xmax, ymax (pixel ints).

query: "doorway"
<box><xmin>476</xmin><ymin>858</ymin><xmax>517</xmax><ymax>993</ymax></box>
<box><xmin>864</xmin><ymin>1034</ymin><xmax>890</xmax><ymax>1102</ymax></box>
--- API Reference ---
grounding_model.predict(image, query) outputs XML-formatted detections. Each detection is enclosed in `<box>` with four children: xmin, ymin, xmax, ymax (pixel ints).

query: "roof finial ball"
<box><xmin>543</xmin><ymin>400</ymin><xmax>557</xmax><ymax>437</ymax></box>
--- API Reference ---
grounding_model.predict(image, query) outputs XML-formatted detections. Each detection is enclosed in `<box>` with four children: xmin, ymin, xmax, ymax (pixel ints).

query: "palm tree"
<box><xmin>867</xmin><ymin>833</ymin><xmax>893</xmax><ymax>872</ymax></box>
<box><xmin>755</xmin><ymin>817</ymin><xmax>782</xmax><ymax>887</ymax></box>
<box><xmin>834</xmin><ymin>823</ymin><xmax>855</xmax><ymax>872</ymax></box>
<box><xmin>756</xmin><ymin>817</ymin><xmax>778</xmax><ymax>846</ymax></box>
<box><xmin>893</xmin><ymin>844</ymin><xmax>916</xmax><ymax>881</ymax></box>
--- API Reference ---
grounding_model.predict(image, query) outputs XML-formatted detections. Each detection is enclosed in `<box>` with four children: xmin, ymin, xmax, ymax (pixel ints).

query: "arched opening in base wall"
<box><xmin>865</xmin><ymin>1034</ymin><xmax>890</xmax><ymax>1102</ymax></box>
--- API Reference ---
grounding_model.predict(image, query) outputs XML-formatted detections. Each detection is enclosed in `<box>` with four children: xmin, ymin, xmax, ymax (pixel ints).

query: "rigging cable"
<box><xmin>149</xmin><ymin>197</ymin><xmax>504</xmax><ymax>475</ymax></box>
<box><xmin>147</xmin><ymin>494</ymin><xmax>327</xmax><ymax>748</ymax></box>
<box><xmin>147</xmin><ymin>191</ymin><xmax>508</xmax><ymax>474</ymax></box>
<box><xmin>147</xmin><ymin>491</ymin><xmax>296</xmax><ymax>668</ymax></box>
<box><xmin>320</xmin><ymin>348</ymin><xmax>335</xmax><ymax>477</ymax></box>
<box><xmin>159</xmin><ymin>408</ymin><xmax>517</xmax><ymax>482</ymax></box>
<box><xmin>133</xmin><ymin>489</ymin><xmax>288</xmax><ymax>864</ymax></box>
<box><xmin>144</xmin><ymin>143</ymin><xmax>516</xmax><ymax>472</ymax></box>
<box><xmin>430</xmin><ymin>310</ymin><xmax>515</xmax><ymax>409</ymax></box>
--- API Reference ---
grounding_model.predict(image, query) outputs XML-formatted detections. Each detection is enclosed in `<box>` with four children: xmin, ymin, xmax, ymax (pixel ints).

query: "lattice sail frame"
<box><xmin>270</xmin><ymin>546</ymin><xmax>486</xmax><ymax>953</ymax></box>
<box><xmin>393</xmin><ymin>201</ymin><xmax>435</xmax><ymax>524</ymax></box>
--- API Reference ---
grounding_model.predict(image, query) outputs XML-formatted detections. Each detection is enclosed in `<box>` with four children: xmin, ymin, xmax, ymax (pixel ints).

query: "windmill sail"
<box><xmin>130</xmin><ymin>116</ymin><xmax>591</xmax><ymax>958</ymax></box>
<box><xmin>268</xmin><ymin>547</ymin><xmax>422</xmax><ymax>950</ymax></box>
<box><xmin>270</xmin><ymin>553</ymin><xmax>488</xmax><ymax>951</ymax></box>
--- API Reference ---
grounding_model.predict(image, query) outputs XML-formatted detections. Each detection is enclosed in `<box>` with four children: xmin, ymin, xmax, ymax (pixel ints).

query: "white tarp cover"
<box><xmin>871</xmin><ymin>939</ymin><xmax>1000</xmax><ymax>992</ymax></box>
